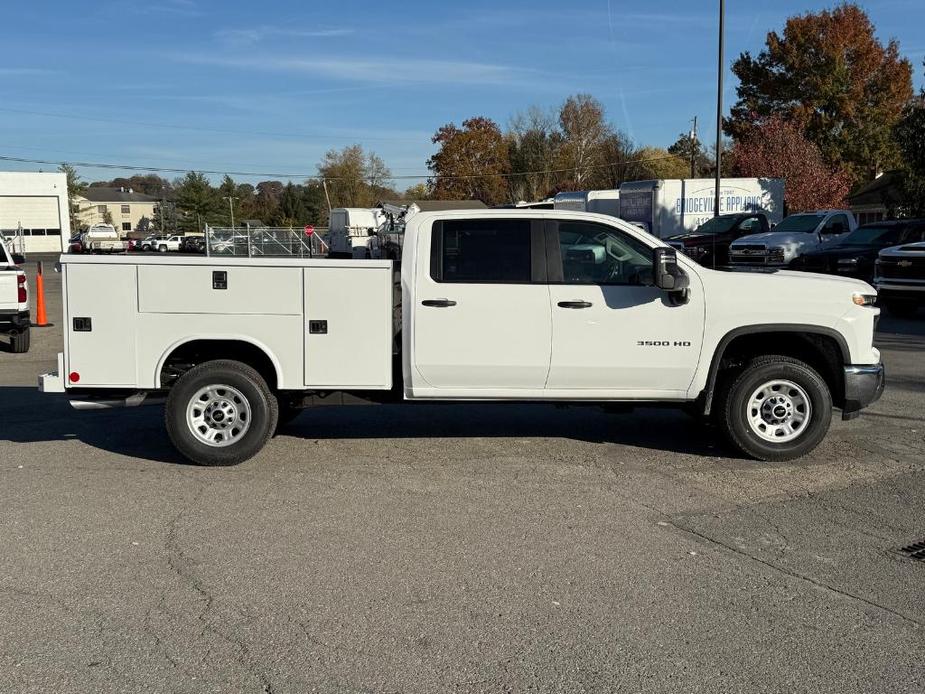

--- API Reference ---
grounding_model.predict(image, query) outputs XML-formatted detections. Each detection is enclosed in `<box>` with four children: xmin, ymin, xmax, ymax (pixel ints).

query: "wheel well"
<box><xmin>159</xmin><ymin>340</ymin><xmax>279</xmax><ymax>390</ymax></box>
<box><xmin>705</xmin><ymin>330</ymin><xmax>846</xmax><ymax>413</ymax></box>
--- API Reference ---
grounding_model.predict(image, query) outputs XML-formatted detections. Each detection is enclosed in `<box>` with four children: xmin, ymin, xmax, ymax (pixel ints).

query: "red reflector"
<box><xmin>17</xmin><ymin>275</ymin><xmax>27</xmax><ymax>302</ymax></box>
<box><xmin>69</xmin><ymin>372</ymin><xmax>80</xmax><ymax>383</ymax></box>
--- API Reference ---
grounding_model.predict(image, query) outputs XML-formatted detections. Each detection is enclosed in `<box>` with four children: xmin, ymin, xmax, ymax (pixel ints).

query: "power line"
<box><xmin>0</xmin><ymin>151</ymin><xmax>687</xmax><ymax>182</ymax></box>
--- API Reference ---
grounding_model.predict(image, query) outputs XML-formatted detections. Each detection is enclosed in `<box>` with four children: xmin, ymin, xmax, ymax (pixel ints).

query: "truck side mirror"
<box><xmin>11</xmin><ymin>253</ymin><xmax>26</xmax><ymax>265</ymax></box>
<box><xmin>653</xmin><ymin>247</ymin><xmax>689</xmax><ymax>292</ymax></box>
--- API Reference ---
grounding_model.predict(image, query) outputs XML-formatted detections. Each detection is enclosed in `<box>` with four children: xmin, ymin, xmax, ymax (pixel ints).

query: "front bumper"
<box><xmin>842</xmin><ymin>363</ymin><xmax>885</xmax><ymax>420</ymax></box>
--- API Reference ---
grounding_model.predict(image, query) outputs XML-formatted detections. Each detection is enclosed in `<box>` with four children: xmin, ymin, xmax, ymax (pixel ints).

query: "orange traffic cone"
<box><xmin>33</xmin><ymin>261</ymin><xmax>52</xmax><ymax>328</ymax></box>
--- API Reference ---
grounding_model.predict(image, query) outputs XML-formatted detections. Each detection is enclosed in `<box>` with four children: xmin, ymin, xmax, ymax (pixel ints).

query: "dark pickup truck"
<box><xmin>666</xmin><ymin>212</ymin><xmax>771</xmax><ymax>268</ymax></box>
<box><xmin>791</xmin><ymin>219</ymin><xmax>925</xmax><ymax>283</ymax></box>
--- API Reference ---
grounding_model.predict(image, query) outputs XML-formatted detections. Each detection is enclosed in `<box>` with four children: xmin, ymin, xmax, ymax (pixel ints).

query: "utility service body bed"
<box><xmin>40</xmin><ymin>254</ymin><xmax>395</xmax><ymax>395</ymax></box>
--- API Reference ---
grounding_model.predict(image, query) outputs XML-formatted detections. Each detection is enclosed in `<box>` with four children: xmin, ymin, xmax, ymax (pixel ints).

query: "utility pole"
<box><xmin>223</xmin><ymin>196</ymin><xmax>238</xmax><ymax>228</ymax></box>
<box><xmin>689</xmin><ymin>116</ymin><xmax>698</xmax><ymax>179</ymax></box>
<box><xmin>714</xmin><ymin>0</ymin><xmax>725</xmax><ymax>218</ymax></box>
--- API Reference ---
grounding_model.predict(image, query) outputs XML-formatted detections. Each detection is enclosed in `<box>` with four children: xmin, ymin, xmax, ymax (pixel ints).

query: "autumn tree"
<box><xmin>317</xmin><ymin>145</ymin><xmax>393</xmax><ymax>208</ymax></box>
<box><xmin>626</xmin><ymin>147</ymin><xmax>690</xmax><ymax>181</ymax></box>
<box><xmin>507</xmin><ymin>106</ymin><xmax>561</xmax><ymax>201</ymax></box>
<box><xmin>403</xmin><ymin>183</ymin><xmax>429</xmax><ymax>201</ymax></box>
<box><xmin>726</xmin><ymin>3</ymin><xmax>913</xmax><ymax>183</ymax></box>
<box><xmin>731</xmin><ymin>115</ymin><xmax>852</xmax><ymax>211</ymax></box>
<box><xmin>427</xmin><ymin>117</ymin><xmax>510</xmax><ymax>204</ymax></box>
<box><xmin>667</xmin><ymin>131</ymin><xmax>711</xmax><ymax>178</ymax></box>
<box><xmin>894</xmin><ymin>78</ymin><xmax>925</xmax><ymax>216</ymax></box>
<box><xmin>556</xmin><ymin>94</ymin><xmax>611</xmax><ymax>188</ymax></box>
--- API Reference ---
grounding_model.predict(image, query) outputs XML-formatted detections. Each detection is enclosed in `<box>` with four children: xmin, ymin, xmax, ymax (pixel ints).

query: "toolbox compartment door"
<box><xmin>65</xmin><ymin>264</ymin><xmax>137</xmax><ymax>386</ymax></box>
<box><xmin>138</xmin><ymin>265</ymin><xmax>302</xmax><ymax>315</ymax></box>
<box><xmin>304</xmin><ymin>266</ymin><xmax>392</xmax><ymax>389</ymax></box>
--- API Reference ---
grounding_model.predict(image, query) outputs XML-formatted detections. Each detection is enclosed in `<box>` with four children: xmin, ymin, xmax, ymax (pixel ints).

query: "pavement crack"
<box><xmin>667</xmin><ymin>519</ymin><xmax>925</xmax><ymax>630</ymax></box>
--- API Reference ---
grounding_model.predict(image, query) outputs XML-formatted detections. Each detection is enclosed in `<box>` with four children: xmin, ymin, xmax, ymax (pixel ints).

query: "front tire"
<box><xmin>716</xmin><ymin>355</ymin><xmax>832</xmax><ymax>462</ymax></box>
<box><xmin>10</xmin><ymin>328</ymin><xmax>30</xmax><ymax>353</ymax></box>
<box><xmin>158</xmin><ymin>244</ymin><xmax>168</xmax><ymax>253</ymax></box>
<box><xmin>165</xmin><ymin>360</ymin><xmax>278</xmax><ymax>466</ymax></box>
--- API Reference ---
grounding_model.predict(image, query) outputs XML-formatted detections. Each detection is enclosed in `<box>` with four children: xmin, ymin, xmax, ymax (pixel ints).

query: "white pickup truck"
<box><xmin>0</xmin><ymin>234</ymin><xmax>30</xmax><ymax>353</ymax></box>
<box><xmin>39</xmin><ymin>209</ymin><xmax>884</xmax><ymax>466</ymax></box>
<box><xmin>729</xmin><ymin>210</ymin><xmax>857</xmax><ymax>267</ymax></box>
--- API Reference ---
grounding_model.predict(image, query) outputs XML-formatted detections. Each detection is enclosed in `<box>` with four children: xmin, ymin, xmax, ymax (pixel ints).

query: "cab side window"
<box><xmin>555</xmin><ymin>221</ymin><xmax>653</xmax><ymax>285</ymax></box>
<box><xmin>431</xmin><ymin>219</ymin><xmax>533</xmax><ymax>283</ymax></box>
<box><xmin>823</xmin><ymin>214</ymin><xmax>849</xmax><ymax>234</ymax></box>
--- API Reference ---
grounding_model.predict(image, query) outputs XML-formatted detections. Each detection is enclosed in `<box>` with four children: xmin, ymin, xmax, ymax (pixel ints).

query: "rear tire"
<box><xmin>10</xmin><ymin>328</ymin><xmax>30</xmax><ymax>353</ymax></box>
<box><xmin>715</xmin><ymin>355</ymin><xmax>832</xmax><ymax>462</ymax></box>
<box><xmin>165</xmin><ymin>360</ymin><xmax>277</xmax><ymax>466</ymax></box>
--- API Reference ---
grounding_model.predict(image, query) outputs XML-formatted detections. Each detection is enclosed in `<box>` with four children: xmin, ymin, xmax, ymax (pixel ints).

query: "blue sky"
<box><xmin>1</xmin><ymin>0</ymin><xmax>922</xmax><ymax>187</ymax></box>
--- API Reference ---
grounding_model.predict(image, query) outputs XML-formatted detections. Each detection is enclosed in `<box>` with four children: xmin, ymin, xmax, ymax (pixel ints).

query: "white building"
<box><xmin>0</xmin><ymin>171</ymin><xmax>71</xmax><ymax>253</ymax></box>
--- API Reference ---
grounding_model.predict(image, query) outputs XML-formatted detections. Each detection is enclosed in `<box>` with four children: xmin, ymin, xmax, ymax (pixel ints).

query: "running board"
<box><xmin>69</xmin><ymin>392</ymin><xmax>165</xmax><ymax>410</ymax></box>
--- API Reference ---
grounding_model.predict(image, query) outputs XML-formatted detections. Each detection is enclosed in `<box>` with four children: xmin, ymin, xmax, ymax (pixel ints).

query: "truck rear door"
<box><xmin>412</xmin><ymin>218</ymin><xmax>551</xmax><ymax>391</ymax></box>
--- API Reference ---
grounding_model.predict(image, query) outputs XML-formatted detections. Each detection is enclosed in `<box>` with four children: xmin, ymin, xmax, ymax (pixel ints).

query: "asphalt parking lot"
<box><xmin>1</xmin><ymin>257</ymin><xmax>923</xmax><ymax>693</ymax></box>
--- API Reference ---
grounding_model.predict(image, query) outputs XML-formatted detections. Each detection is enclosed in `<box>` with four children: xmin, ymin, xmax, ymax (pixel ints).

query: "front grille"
<box><xmin>877</xmin><ymin>256</ymin><xmax>925</xmax><ymax>280</ymax></box>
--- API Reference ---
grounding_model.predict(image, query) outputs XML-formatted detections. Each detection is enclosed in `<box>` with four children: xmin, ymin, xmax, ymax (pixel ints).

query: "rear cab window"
<box><xmin>430</xmin><ymin>219</ymin><xmax>542</xmax><ymax>283</ymax></box>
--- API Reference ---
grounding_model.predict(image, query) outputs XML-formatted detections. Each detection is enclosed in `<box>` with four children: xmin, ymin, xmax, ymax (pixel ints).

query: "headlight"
<box><xmin>852</xmin><ymin>293</ymin><xmax>877</xmax><ymax>306</ymax></box>
<box><xmin>838</xmin><ymin>257</ymin><xmax>859</xmax><ymax>265</ymax></box>
<box><xmin>768</xmin><ymin>246</ymin><xmax>786</xmax><ymax>262</ymax></box>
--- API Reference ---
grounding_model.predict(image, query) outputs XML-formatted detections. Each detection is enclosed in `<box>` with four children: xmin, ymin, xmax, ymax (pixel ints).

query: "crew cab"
<box><xmin>874</xmin><ymin>241</ymin><xmax>925</xmax><ymax>317</ymax></box>
<box><xmin>729</xmin><ymin>210</ymin><xmax>857</xmax><ymax>267</ymax></box>
<box><xmin>666</xmin><ymin>212</ymin><xmax>770</xmax><ymax>268</ymax></box>
<box><xmin>792</xmin><ymin>219</ymin><xmax>925</xmax><ymax>283</ymax></box>
<box><xmin>39</xmin><ymin>210</ymin><xmax>884</xmax><ymax>466</ymax></box>
<box><xmin>0</xmin><ymin>234</ymin><xmax>30</xmax><ymax>353</ymax></box>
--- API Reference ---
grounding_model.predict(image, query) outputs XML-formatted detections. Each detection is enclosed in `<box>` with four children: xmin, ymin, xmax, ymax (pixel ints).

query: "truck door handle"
<box><xmin>557</xmin><ymin>300</ymin><xmax>593</xmax><ymax>309</ymax></box>
<box><xmin>422</xmin><ymin>299</ymin><xmax>457</xmax><ymax>307</ymax></box>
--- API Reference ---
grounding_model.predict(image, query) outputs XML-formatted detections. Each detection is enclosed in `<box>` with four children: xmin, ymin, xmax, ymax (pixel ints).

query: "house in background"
<box><xmin>75</xmin><ymin>187</ymin><xmax>158</xmax><ymax>234</ymax></box>
<box><xmin>848</xmin><ymin>171</ymin><xmax>904</xmax><ymax>225</ymax></box>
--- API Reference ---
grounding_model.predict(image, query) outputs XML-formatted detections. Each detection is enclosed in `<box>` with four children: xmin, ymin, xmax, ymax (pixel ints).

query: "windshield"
<box><xmin>695</xmin><ymin>216</ymin><xmax>739</xmax><ymax>234</ymax></box>
<box><xmin>838</xmin><ymin>225</ymin><xmax>901</xmax><ymax>246</ymax></box>
<box><xmin>773</xmin><ymin>214</ymin><xmax>826</xmax><ymax>233</ymax></box>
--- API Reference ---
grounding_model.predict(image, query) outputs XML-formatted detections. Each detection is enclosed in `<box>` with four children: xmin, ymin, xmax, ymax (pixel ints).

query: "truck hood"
<box><xmin>720</xmin><ymin>266</ymin><xmax>871</xmax><ymax>290</ymax></box>
<box><xmin>731</xmin><ymin>231</ymin><xmax>817</xmax><ymax>248</ymax></box>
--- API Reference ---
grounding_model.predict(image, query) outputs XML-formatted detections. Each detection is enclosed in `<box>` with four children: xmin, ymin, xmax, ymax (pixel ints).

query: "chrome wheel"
<box><xmin>186</xmin><ymin>384</ymin><xmax>252</xmax><ymax>448</ymax></box>
<box><xmin>746</xmin><ymin>379</ymin><xmax>812</xmax><ymax>443</ymax></box>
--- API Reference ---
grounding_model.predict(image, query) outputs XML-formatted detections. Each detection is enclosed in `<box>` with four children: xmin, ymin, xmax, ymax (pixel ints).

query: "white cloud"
<box><xmin>173</xmin><ymin>53</ymin><xmax>540</xmax><ymax>87</ymax></box>
<box><xmin>214</xmin><ymin>26</ymin><xmax>354</xmax><ymax>45</ymax></box>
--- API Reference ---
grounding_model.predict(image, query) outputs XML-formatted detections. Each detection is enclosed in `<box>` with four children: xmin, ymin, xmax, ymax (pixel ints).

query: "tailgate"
<box><xmin>0</xmin><ymin>268</ymin><xmax>19</xmax><ymax>312</ymax></box>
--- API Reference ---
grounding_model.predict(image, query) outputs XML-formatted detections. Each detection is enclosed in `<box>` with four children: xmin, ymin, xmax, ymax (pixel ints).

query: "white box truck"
<box><xmin>40</xmin><ymin>209</ymin><xmax>883</xmax><ymax>466</ymax></box>
<box><xmin>618</xmin><ymin>178</ymin><xmax>785</xmax><ymax>239</ymax></box>
<box><xmin>553</xmin><ymin>190</ymin><xmax>620</xmax><ymax>217</ymax></box>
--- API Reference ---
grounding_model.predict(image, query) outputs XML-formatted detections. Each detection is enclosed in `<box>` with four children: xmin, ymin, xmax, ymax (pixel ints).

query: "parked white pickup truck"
<box><xmin>729</xmin><ymin>210</ymin><xmax>857</xmax><ymax>267</ymax></box>
<box><xmin>80</xmin><ymin>224</ymin><xmax>129</xmax><ymax>254</ymax></box>
<box><xmin>0</xmin><ymin>234</ymin><xmax>30</xmax><ymax>353</ymax></box>
<box><xmin>39</xmin><ymin>210</ymin><xmax>884</xmax><ymax>466</ymax></box>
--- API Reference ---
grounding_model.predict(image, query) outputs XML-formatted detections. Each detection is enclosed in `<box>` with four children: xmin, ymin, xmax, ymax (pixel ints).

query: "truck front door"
<box><xmin>545</xmin><ymin>219</ymin><xmax>704</xmax><ymax>396</ymax></box>
<box><xmin>412</xmin><ymin>218</ymin><xmax>551</xmax><ymax>391</ymax></box>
